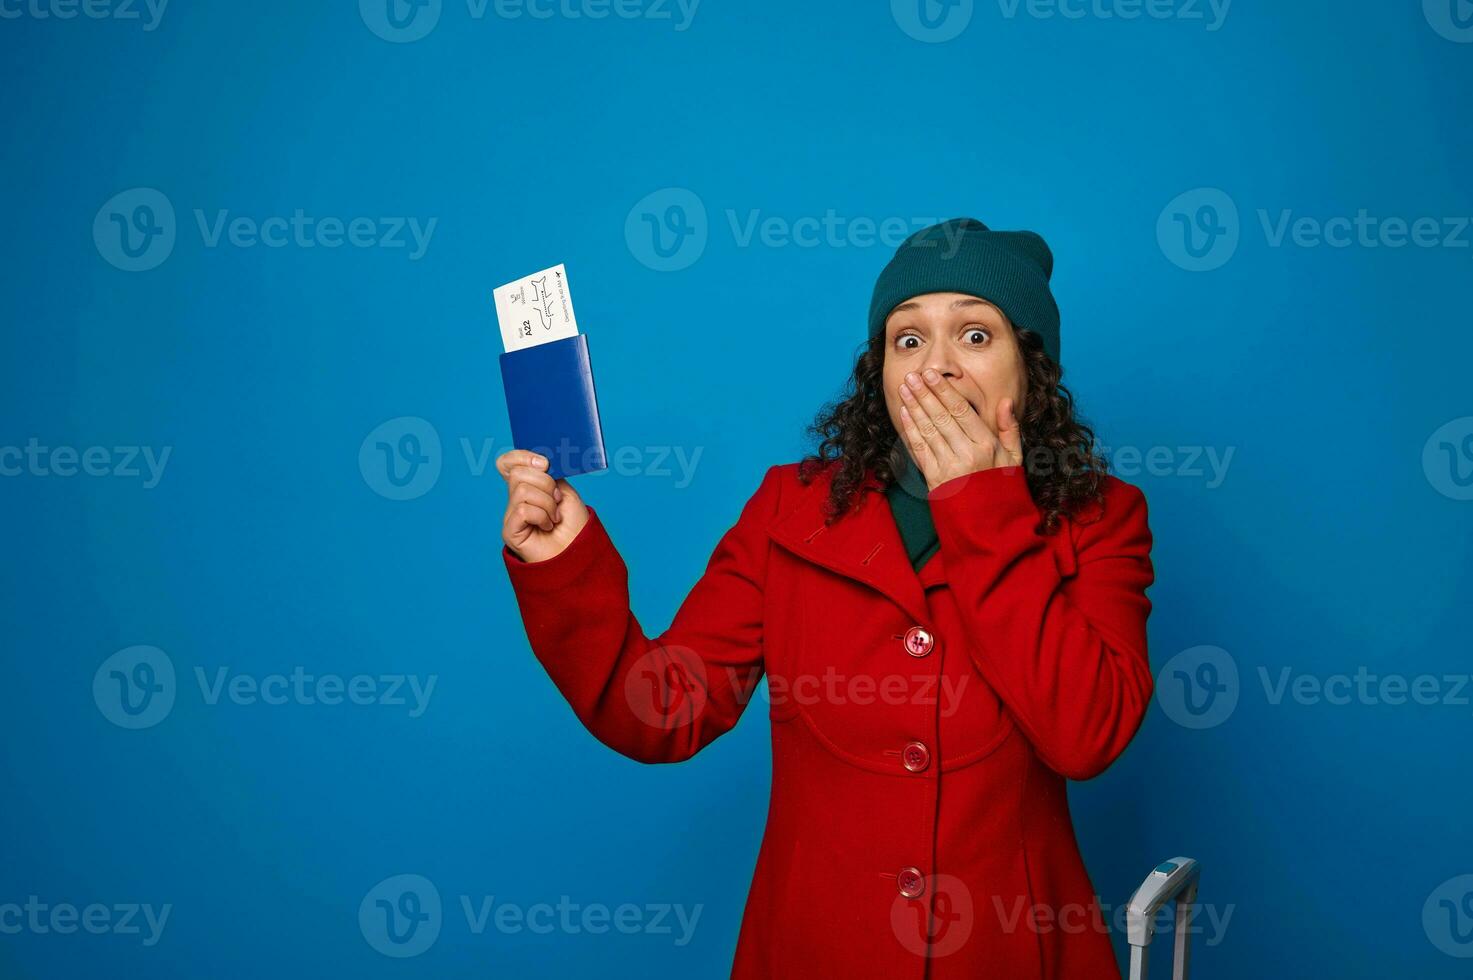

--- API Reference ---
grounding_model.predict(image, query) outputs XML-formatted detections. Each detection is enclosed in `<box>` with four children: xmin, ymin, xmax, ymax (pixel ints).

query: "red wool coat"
<box><xmin>503</xmin><ymin>460</ymin><xmax>1156</xmax><ymax>979</ymax></box>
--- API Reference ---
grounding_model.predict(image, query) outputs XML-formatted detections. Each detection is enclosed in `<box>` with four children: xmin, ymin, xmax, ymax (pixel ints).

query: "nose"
<box><xmin>926</xmin><ymin>346</ymin><xmax>963</xmax><ymax>380</ymax></box>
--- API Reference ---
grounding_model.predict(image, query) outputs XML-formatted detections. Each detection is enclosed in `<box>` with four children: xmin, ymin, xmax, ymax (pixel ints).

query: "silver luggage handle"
<box><xmin>1125</xmin><ymin>856</ymin><xmax>1201</xmax><ymax>980</ymax></box>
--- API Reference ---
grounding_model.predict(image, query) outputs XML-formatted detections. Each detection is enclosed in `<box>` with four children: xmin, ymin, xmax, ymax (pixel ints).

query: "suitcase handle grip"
<box><xmin>1125</xmin><ymin>856</ymin><xmax>1201</xmax><ymax>980</ymax></box>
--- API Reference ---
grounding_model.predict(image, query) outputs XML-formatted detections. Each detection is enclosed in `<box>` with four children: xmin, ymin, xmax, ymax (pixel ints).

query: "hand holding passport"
<box><xmin>494</xmin><ymin>263</ymin><xmax>604</xmax><ymax>562</ymax></box>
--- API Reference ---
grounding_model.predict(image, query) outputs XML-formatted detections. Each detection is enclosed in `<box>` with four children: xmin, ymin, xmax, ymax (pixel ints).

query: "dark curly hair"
<box><xmin>797</xmin><ymin>326</ymin><xmax>1109</xmax><ymax>535</ymax></box>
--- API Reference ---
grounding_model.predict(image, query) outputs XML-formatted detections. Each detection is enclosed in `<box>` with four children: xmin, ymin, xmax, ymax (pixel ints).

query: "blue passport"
<box><xmin>498</xmin><ymin>334</ymin><xmax>607</xmax><ymax>480</ymax></box>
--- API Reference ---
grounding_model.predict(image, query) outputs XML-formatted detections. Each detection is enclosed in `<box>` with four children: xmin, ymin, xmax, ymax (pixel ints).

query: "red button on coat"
<box><xmin>902</xmin><ymin>741</ymin><xmax>931</xmax><ymax>773</ymax></box>
<box><xmin>897</xmin><ymin>867</ymin><xmax>925</xmax><ymax>899</ymax></box>
<box><xmin>902</xmin><ymin>626</ymin><xmax>934</xmax><ymax>658</ymax></box>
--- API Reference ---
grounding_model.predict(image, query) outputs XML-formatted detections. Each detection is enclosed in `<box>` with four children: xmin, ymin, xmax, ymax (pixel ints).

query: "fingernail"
<box><xmin>906</xmin><ymin>372</ymin><xmax>921</xmax><ymax>388</ymax></box>
<box><xmin>923</xmin><ymin>369</ymin><xmax>940</xmax><ymax>383</ymax></box>
<box><xmin>533</xmin><ymin>455</ymin><xmax>548</xmax><ymax>469</ymax></box>
<box><xmin>900</xmin><ymin>384</ymin><xmax>915</xmax><ymax>400</ymax></box>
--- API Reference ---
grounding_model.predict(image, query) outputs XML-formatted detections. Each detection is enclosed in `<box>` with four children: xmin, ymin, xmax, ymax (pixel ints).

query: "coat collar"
<box><xmin>765</xmin><ymin>463</ymin><xmax>932</xmax><ymax>625</ymax></box>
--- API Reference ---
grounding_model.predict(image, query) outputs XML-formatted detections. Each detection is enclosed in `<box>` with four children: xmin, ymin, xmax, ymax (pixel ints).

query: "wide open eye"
<box><xmin>894</xmin><ymin>333</ymin><xmax>922</xmax><ymax>351</ymax></box>
<box><xmin>963</xmin><ymin>327</ymin><xmax>990</xmax><ymax>345</ymax></box>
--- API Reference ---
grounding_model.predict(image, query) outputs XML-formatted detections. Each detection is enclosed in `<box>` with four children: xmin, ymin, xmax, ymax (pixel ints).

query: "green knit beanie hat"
<box><xmin>868</xmin><ymin>218</ymin><xmax>1061</xmax><ymax>364</ymax></box>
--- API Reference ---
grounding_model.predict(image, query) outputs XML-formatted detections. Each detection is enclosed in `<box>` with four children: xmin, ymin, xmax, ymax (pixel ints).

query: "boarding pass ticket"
<box><xmin>493</xmin><ymin>263</ymin><xmax>580</xmax><ymax>353</ymax></box>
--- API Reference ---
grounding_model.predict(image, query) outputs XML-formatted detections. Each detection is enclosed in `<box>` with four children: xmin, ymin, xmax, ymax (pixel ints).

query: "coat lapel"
<box><xmin>765</xmin><ymin>464</ymin><xmax>931</xmax><ymax>626</ymax></box>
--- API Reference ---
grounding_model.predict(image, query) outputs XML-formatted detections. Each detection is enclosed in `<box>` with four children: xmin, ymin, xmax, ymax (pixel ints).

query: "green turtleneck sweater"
<box><xmin>885</xmin><ymin>455</ymin><xmax>940</xmax><ymax>571</ymax></box>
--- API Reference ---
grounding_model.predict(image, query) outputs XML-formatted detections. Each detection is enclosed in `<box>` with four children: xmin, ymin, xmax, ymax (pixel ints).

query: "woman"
<box><xmin>497</xmin><ymin>218</ymin><xmax>1155</xmax><ymax>978</ymax></box>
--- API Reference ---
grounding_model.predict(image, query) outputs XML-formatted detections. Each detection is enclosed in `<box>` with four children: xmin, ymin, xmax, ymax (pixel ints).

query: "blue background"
<box><xmin>3</xmin><ymin>0</ymin><xmax>1472</xmax><ymax>976</ymax></box>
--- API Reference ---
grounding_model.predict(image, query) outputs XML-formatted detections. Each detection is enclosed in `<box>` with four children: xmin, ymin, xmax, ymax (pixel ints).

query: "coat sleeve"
<box><xmin>501</xmin><ymin>465</ymin><xmax>782</xmax><ymax>764</ymax></box>
<box><xmin>929</xmin><ymin>464</ymin><xmax>1155</xmax><ymax>780</ymax></box>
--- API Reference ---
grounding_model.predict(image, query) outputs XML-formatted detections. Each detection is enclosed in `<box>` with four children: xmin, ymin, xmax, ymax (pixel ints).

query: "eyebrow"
<box><xmin>889</xmin><ymin>297</ymin><xmax>991</xmax><ymax>315</ymax></box>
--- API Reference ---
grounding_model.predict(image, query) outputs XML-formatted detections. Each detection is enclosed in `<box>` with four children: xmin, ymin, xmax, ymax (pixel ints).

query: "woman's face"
<box><xmin>882</xmin><ymin>292</ymin><xmax>1027</xmax><ymax>459</ymax></box>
